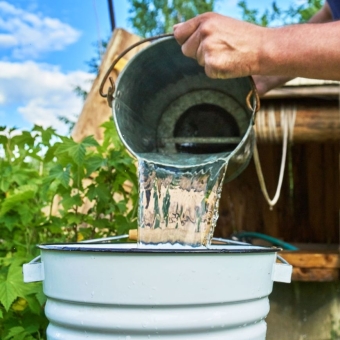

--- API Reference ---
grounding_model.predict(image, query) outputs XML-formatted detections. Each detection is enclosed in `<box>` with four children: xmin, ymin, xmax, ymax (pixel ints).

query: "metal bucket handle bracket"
<box><xmin>246</xmin><ymin>78</ymin><xmax>261</xmax><ymax>122</ymax></box>
<box><xmin>272</xmin><ymin>260</ymin><xmax>293</xmax><ymax>284</ymax></box>
<box><xmin>22</xmin><ymin>260</ymin><xmax>44</xmax><ymax>283</ymax></box>
<box><xmin>213</xmin><ymin>237</ymin><xmax>292</xmax><ymax>283</ymax></box>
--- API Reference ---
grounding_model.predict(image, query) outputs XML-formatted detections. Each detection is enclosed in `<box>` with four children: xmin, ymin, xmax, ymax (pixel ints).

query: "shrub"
<box><xmin>0</xmin><ymin>121</ymin><xmax>138</xmax><ymax>339</ymax></box>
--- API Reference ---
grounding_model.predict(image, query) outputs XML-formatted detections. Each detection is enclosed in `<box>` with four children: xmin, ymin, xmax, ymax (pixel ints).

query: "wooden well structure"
<box><xmin>74</xmin><ymin>29</ymin><xmax>340</xmax><ymax>283</ymax></box>
<box><xmin>215</xmin><ymin>79</ymin><xmax>340</xmax><ymax>282</ymax></box>
<box><xmin>73</xmin><ymin>28</ymin><xmax>340</xmax><ymax>339</ymax></box>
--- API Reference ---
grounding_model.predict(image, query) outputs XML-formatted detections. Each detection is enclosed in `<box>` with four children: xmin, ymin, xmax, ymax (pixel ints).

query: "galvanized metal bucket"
<box><xmin>23</xmin><ymin>237</ymin><xmax>292</xmax><ymax>340</ymax></box>
<box><xmin>100</xmin><ymin>36</ymin><xmax>259</xmax><ymax>182</ymax></box>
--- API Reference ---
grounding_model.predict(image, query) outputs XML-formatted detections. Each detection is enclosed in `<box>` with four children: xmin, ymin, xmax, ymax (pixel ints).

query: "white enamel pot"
<box><xmin>23</xmin><ymin>237</ymin><xmax>292</xmax><ymax>340</ymax></box>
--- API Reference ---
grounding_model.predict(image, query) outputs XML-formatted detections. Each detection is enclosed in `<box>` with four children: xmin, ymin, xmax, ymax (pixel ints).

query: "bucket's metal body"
<box><xmin>113</xmin><ymin>37</ymin><xmax>257</xmax><ymax>182</ymax></box>
<box><xmin>23</xmin><ymin>243</ymin><xmax>292</xmax><ymax>339</ymax></box>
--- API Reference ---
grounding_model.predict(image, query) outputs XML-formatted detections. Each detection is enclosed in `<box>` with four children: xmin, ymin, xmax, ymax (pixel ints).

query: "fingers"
<box><xmin>174</xmin><ymin>16</ymin><xmax>205</xmax><ymax>64</ymax></box>
<box><xmin>182</xmin><ymin>30</ymin><xmax>203</xmax><ymax>62</ymax></box>
<box><xmin>173</xmin><ymin>16</ymin><xmax>200</xmax><ymax>45</ymax></box>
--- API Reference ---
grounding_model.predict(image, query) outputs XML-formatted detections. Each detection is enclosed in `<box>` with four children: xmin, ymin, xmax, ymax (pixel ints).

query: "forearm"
<box><xmin>173</xmin><ymin>6</ymin><xmax>339</xmax><ymax>85</ymax></box>
<box><xmin>253</xmin><ymin>2</ymin><xmax>335</xmax><ymax>94</ymax></box>
<box><xmin>258</xmin><ymin>21</ymin><xmax>340</xmax><ymax>80</ymax></box>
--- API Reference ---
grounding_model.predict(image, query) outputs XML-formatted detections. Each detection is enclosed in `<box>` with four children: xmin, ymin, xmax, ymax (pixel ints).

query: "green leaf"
<box><xmin>93</xmin><ymin>218</ymin><xmax>109</xmax><ymax>229</ymax></box>
<box><xmin>60</xmin><ymin>194</ymin><xmax>83</xmax><ymax>210</ymax></box>
<box><xmin>0</xmin><ymin>262</ymin><xmax>28</xmax><ymax>311</ymax></box>
<box><xmin>4</xmin><ymin>326</ymin><xmax>26</xmax><ymax>340</ymax></box>
<box><xmin>85</xmin><ymin>155</ymin><xmax>105</xmax><ymax>175</ymax></box>
<box><xmin>70</xmin><ymin>143</ymin><xmax>86</xmax><ymax>165</ymax></box>
<box><xmin>35</xmin><ymin>287</ymin><xmax>46</xmax><ymax>306</ymax></box>
<box><xmin>0</xmin><ymin>190</ymin><xmax>36</xmax><ymax>217</ymax></box>
<box><xmin>0</xmin><ymin>309</ymin><xmax>3</xmax><ymax>318</ymax></box>
<box><xmin>55</xmin><ymin>138</ymin><xmax>78</xmax><ymax>156</ymax></box>
<box><xmin>11</xmin><ymin>131</ymin><xmax>35</xmax><ymax>149</ymax></box>
<box><xmin>55</xmin><ymin>136</ymin><xmax>98</xmax><ymax>166</ymax></box>
<box><xmin>87</xmin><ymin>184</ymin><xmax>110</xmax><ymax>203</ymax></box>
<box><xmin>25</xmin><ymin>295</ymin><xmax>42</xmax><ymax>315</ymax></box>
<box><xmin>81</xmin><ymin>135</ymin><xmax>99</xmax><ymax>147</ymax></box>
<box><xmin>63</xmin><ymin>212</ymin><xmax>83</xmax><ymax>225</ymax></box>
<box><xmin>34</xmin><ymin>125</ymin><xmax>56</xmax><ymax>145</ymax></box>
<box><xmin>0</xmin><ymin>220</ymin><xmax>15</xmax><ymax>241</ymax></box>
<box><xmin>43</xmin><ymin>143</ymin><xmax>58</xmax><ymax>163</ymax></box>
<box><xmin>116</xmin><ymin>200</ymin><xmax>128</xmax><ymax>214</ymax></box>
<box><xmin>47</xmin><ymin>164</ymin><xmax>70</xmax><ymax>188</ymax></box>
<box><xmin>115</xmin><ymin>215</ymin><xmax>133</xmax><ymax>235</ymax></box>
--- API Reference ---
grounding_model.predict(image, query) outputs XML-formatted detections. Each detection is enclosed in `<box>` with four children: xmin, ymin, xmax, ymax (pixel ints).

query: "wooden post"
<box><xmin>255</xmin><ymin>100</ymin><xmax>340</xmax><ymax>142</ymax></box>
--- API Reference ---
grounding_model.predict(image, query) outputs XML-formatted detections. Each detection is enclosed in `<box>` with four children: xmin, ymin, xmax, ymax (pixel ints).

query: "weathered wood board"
<box><xmin>256</xmin><ymin>98</ymin><xmax>340</xmax><ymax>142</ymax></box>
<box><xmin>282</xmin><ymin>251</ymin><xmax>340</xmax><ymax>281</ymax></box>
<box><xmin>215</xmin><ymin>139</ymin><xmax>339</xmax><ymax>281</ymax></box>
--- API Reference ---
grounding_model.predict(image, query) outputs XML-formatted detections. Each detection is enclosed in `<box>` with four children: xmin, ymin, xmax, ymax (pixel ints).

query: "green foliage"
<box><xmin>0</xmin><ymin>121</ymin><xmax>138</xmax><ymax>339</ymax></box>
<box><xmin>128</xmin><ymin>0</ymin><xmax>216</xmax><ymax>37</ymax></box>
<box><xmin>127</xmin><ymin>0</ymin><xmax>322</xmax><ymax>37</ymax></box>
<box><xmin>238</xmin><ymin>0</ymin><xmax>323</xmax><ymax>27</ymax></box>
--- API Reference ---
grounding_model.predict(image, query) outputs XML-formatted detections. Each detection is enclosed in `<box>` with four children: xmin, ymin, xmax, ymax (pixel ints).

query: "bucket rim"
<box><xmin>37</xmin><ymin>243</ymin><xmax>281</xmax><ymax>254</ymax></box>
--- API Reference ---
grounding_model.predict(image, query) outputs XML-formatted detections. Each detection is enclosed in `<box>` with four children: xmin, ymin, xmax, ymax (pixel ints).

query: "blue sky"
<box><xmin>0</xmin><ymin>0</ymin><xmax>291</xmax><ymax>134</ymax></box>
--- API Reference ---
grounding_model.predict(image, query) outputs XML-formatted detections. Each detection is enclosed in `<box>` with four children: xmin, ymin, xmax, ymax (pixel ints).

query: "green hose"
<box><xmin>233</xmin><ymin>232</ymin><xmax>299</xmax><ymax>251</ymax></box>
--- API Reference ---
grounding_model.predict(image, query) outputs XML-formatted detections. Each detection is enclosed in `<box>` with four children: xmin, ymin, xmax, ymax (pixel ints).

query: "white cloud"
<box><xmin>0</xmin><ymin>60</ymin><xmax>93</xmax><ymax>135</ymax></box>
<box><xmin>0</xmin><ymin>1</ymin><xmax>81</xmax><ymax>58</ymax></box>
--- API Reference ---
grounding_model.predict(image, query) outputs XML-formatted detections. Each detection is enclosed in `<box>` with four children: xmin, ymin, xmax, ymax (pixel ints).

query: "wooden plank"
<box><xmin>291</xmin><ymin>144</ymin><xmax>310</xmax><ymax>243</ymax></box>
<box><xmin>255</xmin><ymin>100</ymin><xmax>340</xmax><ymax>143</ymax></box>
<box><xmin>306</xmin><ymin>143</ymin><xmax>325</xmax><ymax>243</ymax></box>
<box><xmin>217</xmin><ymin>142</ymin><xmax>339</xmax><ymax>243</ymax></box>
<box><xmin>291</xmin><ymin>268</ymin><xmax>339</xmax><ymax>282</ymax></box>
<box><xmin>322</xmin><ymin>143</ymin><xmax>339</xmax><ymax>243</ymax></box>
<box><xmin>263</xmin><ymin>85</ymin><xmax>340</xmax><ymax>99</ymax></box>
<box><xmin>282</xmin><ymin>251</ymin><xmax>340</xmax><ymax>269</ymax></box>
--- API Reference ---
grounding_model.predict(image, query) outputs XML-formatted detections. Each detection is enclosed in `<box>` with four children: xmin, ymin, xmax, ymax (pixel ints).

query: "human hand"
<box><xmin>173</xmin><ymin>12</ymin><xmax>265</xmax><ymax>79</ymax></box>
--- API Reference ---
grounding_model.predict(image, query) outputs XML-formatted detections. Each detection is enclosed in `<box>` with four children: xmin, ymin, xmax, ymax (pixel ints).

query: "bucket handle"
<box><xmin>247</xmin><ymin>78</ymin><xmax>261</xmax><ymax>118</ymax></box>
<box><xmin>99</xmin><ymin>33</ymin><xmax>174</xmax><ymax>107</ymax></box>
<box><xmin>98</xmin><ymin>33</ymin><xmax>261</xmax><ymax>114</ymax></box>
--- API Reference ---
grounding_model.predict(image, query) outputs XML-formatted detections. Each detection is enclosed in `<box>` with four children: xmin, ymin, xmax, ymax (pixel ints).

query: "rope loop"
<box><xmin>253</xmin><ymin>105</ymin><xmax>296</xmax><ymax>209</ymax></box>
